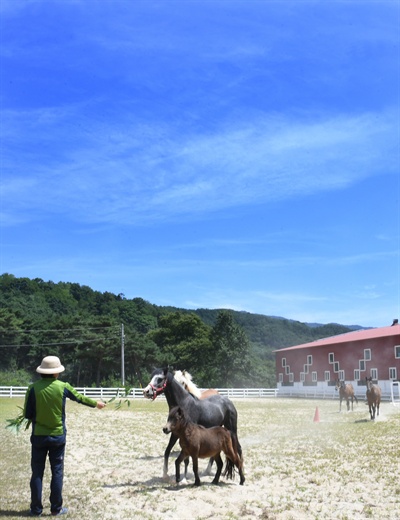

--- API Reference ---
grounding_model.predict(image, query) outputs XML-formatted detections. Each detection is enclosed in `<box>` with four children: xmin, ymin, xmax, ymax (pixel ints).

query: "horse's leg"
<box><xmin>204</xmin><ymin>457</ymin><xmax>214</xmax><ymax>476</ymax></box>
<box><xmin>346</xmin><ymin>397</ymin><xmax>350</xmax><ymax>412</ymax></box>
<box><xmin>164</xmin><ymin>433</ymin><xmax>178</xmax><ymax>480</ymax></box>
<box><xmin>233</xmin><ymin>450</ymin><xmax>245</xmax><ymax>485</ymax></box>
<box><xmin>192</xmin><ymin>455</ymin><xmax>201</xmax><ymax>486</ymax></box>
<box><xmin>211</xmin><ymin>454</ymin><xmax>223</xmax><ymax>485</ymax></box>
<box><xmin>174</xmin><ymin>450</ymin><xmax>187</xmax><ymax>484</ymax></box>
<box><xmin>238</xmin><ymin>463</ymin><xmax>245</xmax><ymax>485</ymax></box>
<box><xmin>183</xmin><ymin>457</ymin><xmax>189</xmax><ymax>480</ymax></box>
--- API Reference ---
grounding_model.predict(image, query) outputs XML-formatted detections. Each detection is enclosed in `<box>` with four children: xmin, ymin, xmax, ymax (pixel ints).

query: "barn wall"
<box><xmin>275</xmin><ymin>331</ymin><xmax>400</xmax><ymax>399</ymax></box>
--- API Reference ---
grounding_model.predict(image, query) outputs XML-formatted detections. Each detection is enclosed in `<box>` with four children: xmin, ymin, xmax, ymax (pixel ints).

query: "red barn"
<box><xmin>274</xmin><ymin>321</ymin><xmax>400</xmax><ymax>400</ymax></box>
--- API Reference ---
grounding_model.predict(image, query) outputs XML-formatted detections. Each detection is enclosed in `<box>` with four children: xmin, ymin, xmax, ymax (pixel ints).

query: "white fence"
<box><xmin>277</xmin><ymin>381</ymin><xmax>399</xmax><ymax>403</ymax></box>
<box><xmin>0</xmin><ymin>386</ymin><xmax>279</xmax><ymax>399</ymax></box>
<box><xmin>3</xmin><ymin>384</ymin><xmax>398</xmax><ymax>402</ymax></box>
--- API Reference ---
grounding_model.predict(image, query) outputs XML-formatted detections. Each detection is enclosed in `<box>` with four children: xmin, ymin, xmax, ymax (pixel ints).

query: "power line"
<box><xmin>0</xmin><ymin>338</ymin><xmax>118</xmax><ymax>348</ymax></box>
<box><xmin>1</xmin><ymin>326</ymin><xmax>120</xmax><ymax>333</ymax></box>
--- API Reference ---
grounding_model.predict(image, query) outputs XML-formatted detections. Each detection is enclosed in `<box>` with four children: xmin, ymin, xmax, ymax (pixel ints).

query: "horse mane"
<box><xmin>174</xmin><ymin>369</ymin><xmax>202</xmax><ymax>399</ymax></box>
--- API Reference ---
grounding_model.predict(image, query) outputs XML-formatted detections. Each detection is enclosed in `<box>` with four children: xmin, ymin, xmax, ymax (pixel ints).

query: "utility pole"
<box><xmin>121</xmin><ymin>323</ymin><xmax>125</xmax><ymax>386</ymax></box>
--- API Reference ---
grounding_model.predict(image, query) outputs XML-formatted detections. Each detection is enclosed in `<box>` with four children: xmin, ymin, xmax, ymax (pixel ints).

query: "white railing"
<box><xmin>277</xmin><ymin>385</ymin><xmax>394</xmax><ymax>401</ymax></box>
<box><xmin>0</xmin><ymin>386</ymin><xmax>278</xmax><ymax>399</ymax></box>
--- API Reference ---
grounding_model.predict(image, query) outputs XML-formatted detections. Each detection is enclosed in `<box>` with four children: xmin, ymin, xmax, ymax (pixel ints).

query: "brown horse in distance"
<box><xmin>335</xmin><ymin>380</ymin><xmax>358</xmax><ymax>411</ymax></box>
<box><xmin>365</xmin><ymin>377</ymin><xmax>381</xmax><ymax>420</ymax></box>
<box><xmin>163</xmin><ymin>405</ymin><xmax>245</xmax><ymax>486</ymax></box>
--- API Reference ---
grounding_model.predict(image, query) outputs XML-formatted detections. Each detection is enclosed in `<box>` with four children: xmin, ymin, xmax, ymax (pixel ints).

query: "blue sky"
<box><xmin>1</xmin><ymin>1</ymin><xmax>399</xmax><ymax>328</ymax></box>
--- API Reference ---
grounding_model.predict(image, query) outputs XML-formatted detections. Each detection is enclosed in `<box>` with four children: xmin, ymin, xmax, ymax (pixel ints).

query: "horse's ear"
<box><xmin>163</xmin><ymin>367</ymin><xmax>168</xmax><ymax>375</ymax></box>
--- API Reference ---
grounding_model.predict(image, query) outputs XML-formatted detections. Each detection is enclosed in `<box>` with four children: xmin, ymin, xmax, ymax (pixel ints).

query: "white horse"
<box><xmin>174</xmin><ymin>370</ymin><xmax>219</xmax><ymax>399</ymax></box>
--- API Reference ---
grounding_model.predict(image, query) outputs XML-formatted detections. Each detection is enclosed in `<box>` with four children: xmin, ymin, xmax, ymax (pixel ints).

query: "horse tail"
<box><xmin>223</xmin><ymin>458</ymin><xmax>235</xmax><ymax>480</ymax></box>
<box><xmin>230</xmin><ymin>430</ymin><xmax>243</xmax><ymax>461</ymax></box>
<box><xmin>223</xmin><ymin>401</ymin><xmax>243</xmax><ymax>458</ymax></box>
<box><xmin>222</xmin><ymin>430</ymin><xmax>242</xmax><ymax>480</ymax></box>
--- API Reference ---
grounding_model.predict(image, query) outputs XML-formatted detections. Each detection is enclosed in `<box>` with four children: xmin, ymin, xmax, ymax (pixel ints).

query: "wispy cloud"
<box><xmin>1</xmin><ymin>106</ymin><xmax>397</xmax><ymax>228</ymax></box>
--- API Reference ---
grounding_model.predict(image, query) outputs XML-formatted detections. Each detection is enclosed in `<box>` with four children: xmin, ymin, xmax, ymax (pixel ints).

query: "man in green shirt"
<box><xmin>24</xmin><ymin>356</ymin><xmax>106</xmax><ymax>516</ymax></box>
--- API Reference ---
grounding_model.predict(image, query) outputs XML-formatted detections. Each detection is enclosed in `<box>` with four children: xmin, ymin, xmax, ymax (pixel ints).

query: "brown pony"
<box><xmin>163</xmin><ymin>405</ymin><xmax>245</xmax><ymax>487</ymax></box>
<box><xmin>366</xmin><ymin>377</ymin><xmax>381</xmax><ymax>420</ymax></box>
<box><xmin>174</xmin><ymin>370</ymin><xmax>219</xmax><ymax>399</ymax></box>
<box><xmin>335</xmin><ymin>380</ymin><xmax>358</xmax><ymax>411</ymax></box>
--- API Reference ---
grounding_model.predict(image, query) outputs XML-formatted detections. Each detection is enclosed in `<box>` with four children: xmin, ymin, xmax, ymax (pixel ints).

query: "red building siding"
<box><xmin>274</xmin><ymin>324</ymin><xmax>400</xmax><ymax>392</ymax></box>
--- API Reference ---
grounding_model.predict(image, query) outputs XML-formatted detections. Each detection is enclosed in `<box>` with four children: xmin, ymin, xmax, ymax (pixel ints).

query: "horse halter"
<box><xmin>149</xmin><ymin>376</ymin><xmax>168</xmax><ymax>400</ymax></box>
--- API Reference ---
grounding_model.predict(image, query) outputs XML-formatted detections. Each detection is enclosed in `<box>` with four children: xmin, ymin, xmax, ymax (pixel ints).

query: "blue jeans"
<box><xmin>30</xmin><ymin>436</ymin><xmax>66</xmax><ymax>515</ymax></box>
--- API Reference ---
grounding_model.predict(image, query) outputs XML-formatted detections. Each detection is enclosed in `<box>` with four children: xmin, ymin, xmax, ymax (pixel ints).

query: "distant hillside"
<box><xmin>0</xmin><ymin>273</ymin><xmax>364</xmax><ymax>386</ymax></box>
<box><xmin>192</xmin><ymin>308</ymin><xmax>355</xmax><ymax>360</ymax></box>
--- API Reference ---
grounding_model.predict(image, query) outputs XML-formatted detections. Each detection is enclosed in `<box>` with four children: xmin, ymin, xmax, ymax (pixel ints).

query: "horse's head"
<box><xmin>365</xmin><ymin>376</ymin><xmax>373</xmax><ymax>391</ymax></box>
<box><xmin>335</xmin><ymin>380</ymin><xmax>344</xmax><ymax>391</ymax></box>
<box><xmin>143</xmin><ymin>367</ymin><xmax>169</xmax><ymax>400</ymax></box>
<box><xmin>163</xmin><ymin>406</ymin><xmax>186</xmax><ymax>435</ymax></box>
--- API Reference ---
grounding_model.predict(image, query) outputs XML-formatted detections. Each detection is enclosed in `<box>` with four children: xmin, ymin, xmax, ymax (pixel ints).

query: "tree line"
<box><xmin>0</xmin><ymin>273</ymin><xmax>353</xmax><ymax>388</ymax></box>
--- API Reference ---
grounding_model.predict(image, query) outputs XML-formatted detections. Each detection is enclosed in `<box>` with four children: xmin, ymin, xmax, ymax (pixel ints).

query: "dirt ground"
<box><xmin>1</xmin><ymin>397</ymin><xmax>400</xmax><ymax>520</ymax></box>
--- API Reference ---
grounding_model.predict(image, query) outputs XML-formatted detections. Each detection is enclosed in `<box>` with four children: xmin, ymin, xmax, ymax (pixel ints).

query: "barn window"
<box><xmin>364</xmin><ymin>349</ymin><xmax>371</xmax><ymax>361</ymax></box>
<box><xmin>359</xmin><ymin>360</ymin><xmax>365</xmax><ymax>371</ymax></box>
<box><xmin>285</xmin><ymin>365</ymin><xmax>290</xmax><ymax>375</ymax></box>
<box><xmin>282</xmin><ymin>357</ymin><xmax>287</xmax><ymax>367</ymax></box>
<box><xmin>333</xmin><ymin>362</ymin><xmax>340</xmax><ymax>373</ymax></box>
<box><xmin>338</xmin><ymin>370</ymin><xmax>345</xmax><ymax>380</ymax></box>
<box><xmin>328</xmin><ymin>353</ymin><xmax>334</xmax><ymax>364</ymax></box>
<box><xmin>303</xmin><ymin>364</ymin><xmax>309</xmax><ymax>374</ymax></box>
<box><xmin>354</xmin><ymin>369</ymin><xmax>360</xmax><ymax>381</ymax></box>
<box><xmin>279</xmin><ymin>373</ymin><xmax>283</xmax><ymax>383</ymax></box>
<box><xmin>324</xmin><ymin>371</ymin><xmax>330</xmax><ymax>381</ymax></box>
<box><xmin>300</xmin><ymin>372</ymin><xmax>305</xmax><ymax>382</ymax></box>
<box><xmin>370</xmin><ymin>368</ymin><xmax>378</xmax><ymax>380</ymax></box>
<box><xmin>289</xmin><ymin>372</ymin><xmax>294</xmax><ymax>383</ymax></box>
<box><xmin>312</xmin><ymin>371</ymin><xmax>317</xmax><ymax>382</ymax></box>
<box><xmin>307</xmin><ymin>355</ymin><xmax>312</xmax><ymax>365</ymax></box>
<box><xmin>389</xmin><ymin>367</ymin><xmax>397</xmax><ymax>380</ymax></box>
<box><xmin>395</xmin><ymin>345</ymin><xmax>400</xmax><ymax>359</ymax></box>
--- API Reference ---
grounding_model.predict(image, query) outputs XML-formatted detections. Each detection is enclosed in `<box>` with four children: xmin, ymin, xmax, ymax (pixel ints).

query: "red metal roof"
<box><xmin>274</xmin><ymin>324</ymin><xmax>400</xmax><ymax>352</ymax></box>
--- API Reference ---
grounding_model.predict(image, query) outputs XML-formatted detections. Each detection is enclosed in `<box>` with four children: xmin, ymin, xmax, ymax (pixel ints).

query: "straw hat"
<box><xmin>36</xmin><ymin>356</ymin><xmax>65</xmax><ymax>374</ymax></box>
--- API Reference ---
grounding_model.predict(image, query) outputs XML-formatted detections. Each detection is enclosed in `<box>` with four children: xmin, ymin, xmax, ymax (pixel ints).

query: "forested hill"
<box><xmin>0</xmin><ymin>274</ymin><xmax>357</xmax><ymax>388</ymax></box>
<box><xmin>193</xmin><ymin>308</ymin><xmax>356</xmax><ymax>350</ymax></box>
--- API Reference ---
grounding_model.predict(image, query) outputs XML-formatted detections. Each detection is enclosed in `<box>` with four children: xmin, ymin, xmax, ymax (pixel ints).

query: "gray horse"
<box><xmin>143</xmin><ymin>367</ymin><xmax>242</xmax><ymax>480</ymax></box>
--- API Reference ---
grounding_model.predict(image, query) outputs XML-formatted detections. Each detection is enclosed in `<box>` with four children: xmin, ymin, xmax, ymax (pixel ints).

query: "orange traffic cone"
<box><xmin>313</xmin><ymin>406</ymin><xmax>320</xmax><ymax>423</ymax></box>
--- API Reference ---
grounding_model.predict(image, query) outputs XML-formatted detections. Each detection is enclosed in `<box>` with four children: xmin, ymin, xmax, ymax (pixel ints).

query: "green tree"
<box><xmin>147</xmin><ymin>311</ymin><xmax>213</xmax><ymax>382</ymax></box>
<box><xmin>210</xmin><ymin>310</ymin><xmax>252</xmax><ymax>387</ymax></box>
<box><xmin>0</xmin><ymin>308</ymin><xmax>24</xmax><ymax>371</ymax></box>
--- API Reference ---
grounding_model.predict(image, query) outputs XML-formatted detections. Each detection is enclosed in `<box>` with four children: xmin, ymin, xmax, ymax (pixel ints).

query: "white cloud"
<box><xmin>1</xmin><ymin>106</ymin><xmax>398</xmax><ymax>227</ymax></box>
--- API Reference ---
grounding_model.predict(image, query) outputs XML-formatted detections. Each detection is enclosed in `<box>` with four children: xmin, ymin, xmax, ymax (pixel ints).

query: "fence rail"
<box><xmin>0</xmin><ymin>386</ymin><xmax>279</xmax><ymax>399</ymax></box>
<box><xmin>2</xmin><ymin>385</ymin><xmax>397</xmax><ymax>402</ymax></box>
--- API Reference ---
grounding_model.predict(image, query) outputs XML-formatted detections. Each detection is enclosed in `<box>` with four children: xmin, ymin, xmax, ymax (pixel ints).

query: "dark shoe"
<box><xmin>52</xmin><ymin>507</ymin><xmax>68</xmax><ymax>516</ymax></box>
